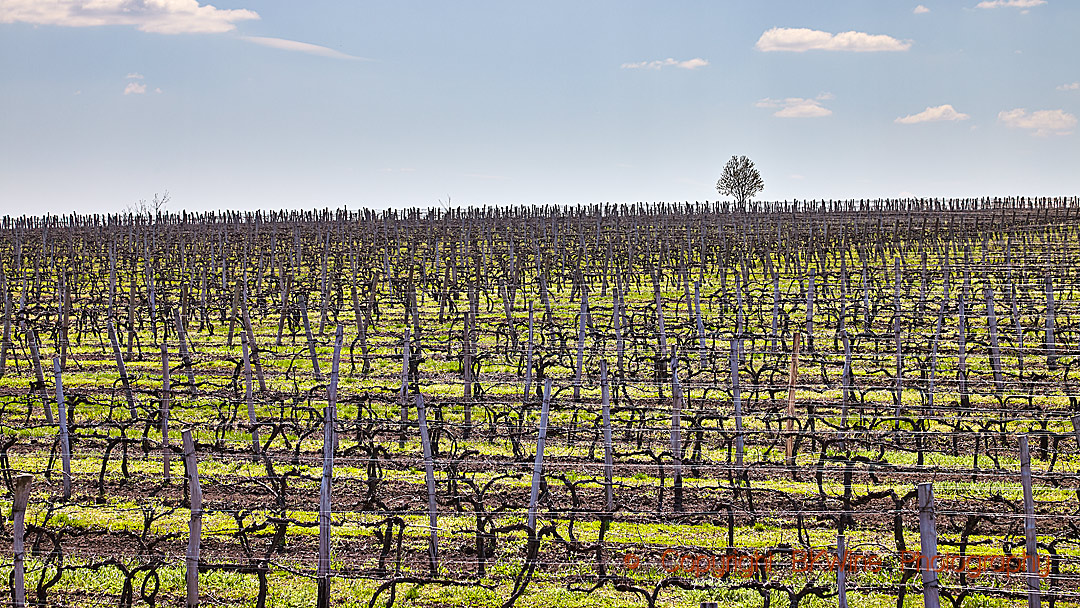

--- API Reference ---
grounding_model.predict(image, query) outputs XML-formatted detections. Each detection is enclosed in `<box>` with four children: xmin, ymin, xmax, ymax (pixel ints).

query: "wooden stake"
<box><xmin>241</xmin><ymin>332</ymin><xmax>259</xmax><ymax>458</ymax></box>
<box><xmin>161</xmin><ymin>344</ymin><xmax>171</xmax><ymax>482</ymax></box>
<box><xmin>173</xmin><ymin>309</ymin><xmax>196</xmax><ymax>396</ymax></box>
<box><xmin>108</xmin><ymin>320</ymin><xmax>139</xmax><ymax>420</ymax></box>
<box><xmin>528</xmin><ymin>379</ymin><xmax>552</xmax><ymax>531</ymax></box>
<box><xmin>731</xmin><ymin>340</ymin><xmax>744</xmax><ymax>470</ymax></box>
<box><xmin>183</xmin><ymin>430</ymin><xmax>202</xmax><ymax>608</ymax></box>
<box><xmin>523</xmin><ymin>302</ymin><xmax>534</xmax><ymax>406</ymax></box>
<box><xmin>1020</xmin><ymin>436</ymin><xmax>1040</xmax><ymax>608</ymax></box>
<box><xmin>984</xmin><ymin>283</ymin><xmax>1004</xmax><ymax>395</ymax></box>
<box><xmin>917</xmin><ymin>482</ymin><xmax>940</xmax><ymax>608</ymax></box>
<box><xmin>27</xmin><ymin>326</ymin><xmax>53</xmax><ymax>424</ymax></box>
<box><xmin>694</xmin><ymin>281</ymin><xmax>708</xmax><ymax>365</ymax></box>
<box><xmin>317</xmin><ymin>325</ymin><xmax>343</xmax><ymax>608</ymax></box>
<box><xmin>1045</xmin><ymin>275</ymin><xmax>1057</xmax><ymax>368</ymax></box>
<box><xmin>0</xmin><ymin>274</ymin><xmax>10</xmax><ymax>380</ymax></box>
<box><xmin>806</xmin><ymin>268</ymin><xmax>815</xmax><ymax>350</ymax></box>
<box><xmin>784</xmin><ymin>333</ymin><xmax>801</xmax><ymax>469</ymax></box>
<box><xmin>837</xmin><ymin>533</ymin><xmax>848</xmax><ymax>608</ymax></box>
<box><xmin>11</xmin><ymin>474</ymin><xmax>32</xmax><ymax>608</ymax></box>
<box><xmin>52</xmin><ymin>357</ymin><xmax>71</xmax><ymax>501</ymax></box>
<box><xmin>670</xmin><ymin>350</ymin><xmax>684</xmax><ymax>512</ymax></box>
<box><xmin>574</xmin><ymin>284</ymin><xmax>588</xmax><ymax>401</ymax></box>
<box><xmin>301</xmin><ymin>294</ymin><xmax>323</xmax><ymax>381</ymax></box>
<box><xmin>600</xmin><ymin>360</ymin><xmax>614</xmax><ymax>513</ymax></box>
<box><xmin>240</xmin><ymin>284</ymin><xmax>267</xmax><ymax>393</ymax></box>
<box><xmin>416</xmin><ymin>394</ymin><xmax>439</xmax><ymax>575</ymax></box>
<box><xmin>894</xmin><ymin>257</ymin><xmax>903</xmax><ymax>419</ymax></box>
<box><xmin>399</xmin><ymin>328</ymin><xmax>410</xmax><ymax>449</ymax></box>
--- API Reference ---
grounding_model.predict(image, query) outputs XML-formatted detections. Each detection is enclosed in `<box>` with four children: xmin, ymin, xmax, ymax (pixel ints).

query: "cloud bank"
<box><xmin>895</xmin><ymin>104</ymin><xmax>970</xmax><ymax>124</ymax></box>
<box><xmin>755</xmin><ymin>27</ymin><xmax>911</xmax><ymax>52</ymax></box>
<box><xmin>998</xmin><ymin>108</ymin><xmax>1076</xmax><ymax>136</ymax></box>
<box><xmin>976</xmin><ymin>0</ymin><xmax>1046</xmax><ymax>8</ymax></box>
<box><xmin>0</xmin><ymin>0</ymin><xmax>259</xmax><ymax>34</ymax></box>
<box><xmin>621</xmin><ymin>57</ymin><xmax>708</xmax><ymax>70</ymax></box>
<box><xmin>756</xmin><ymin>95</ymin><xmax>833</xmax><ymax>118</ymax></box>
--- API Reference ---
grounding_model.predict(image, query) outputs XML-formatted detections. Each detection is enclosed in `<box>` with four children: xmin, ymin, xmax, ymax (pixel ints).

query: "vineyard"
<box><xmin>2</xmin><ymin>198</ymin><xmax>1080</xmax><ymax>608</ymax></box>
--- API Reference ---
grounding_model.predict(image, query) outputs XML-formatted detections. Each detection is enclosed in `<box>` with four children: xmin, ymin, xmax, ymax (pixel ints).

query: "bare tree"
<box><xmin>716</xmin><ymin>156</ymin><xmax>763</xmax><ymax>206</ymax></box>
<box><xmin>125</xmin><ymin>190</ymin><xmax>170</xmax><ymax>216</ymax></box>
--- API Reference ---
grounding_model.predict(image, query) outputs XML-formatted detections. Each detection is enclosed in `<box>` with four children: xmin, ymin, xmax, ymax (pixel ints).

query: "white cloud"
<box><xmin>154</xmin><ymin>87</ymin><xmax>162</xmax><ymax>94</ymax></box>
<box><xmin>895</xmin><ymin>104</ymin><xmax>970</xmax><ymax>124</ymax></box>
<box><xmin>914</xmin><ymin>5</ymin><xmax>931</xmax><ymax>13</ymax></box>
<box><xmin>755</xmin><ymin>27</ymin><xmax>912</xmax><ymax>52</ymax></box>
<box><xmin>0</xmin><ymin>0</ymin><xmax>258</xmax><ymax>34</ymax></box>
<box><xmin>1058</xmin><ymin>82</ymin><xmax>1080</xmax><ymax>91</ymax></box>
<box><xmin>125</xmin><ymin>72</ymin><xmax>144</xmax><ymax>80</ymax></box>
<box><xmin>975</xmin><ymin>0</ymin><xmax>1045</xmax><ymax>8</ymax></box>
<box><xmin>620</xmin><ymin>57</ymin><xmax>708</xmax><ymax>70</ymax></box>
<box><xmin>998</xmin><ymin>108</ymin><xmax>1076</xmax><ymax>136</ymax></box>
<box><xmin>240</xmin><ymin>36</ymin><xmax>370</xmax><ymax>61</ymax></box>
<box><xmin>123</xmin><ymin>82</ymin><xmax>147</xmax><ymax>95</ymax></box>
<box><xmin>756</xmin><ymin>95</ymin><xmax>833</xmax><ymax>118</ymax></box>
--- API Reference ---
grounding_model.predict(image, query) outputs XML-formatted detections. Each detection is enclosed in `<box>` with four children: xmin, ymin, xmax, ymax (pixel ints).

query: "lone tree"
<box><xmin>716</xmin><ymin>156</ymin><xmax>764</xmax><ymax>206</ymax></box>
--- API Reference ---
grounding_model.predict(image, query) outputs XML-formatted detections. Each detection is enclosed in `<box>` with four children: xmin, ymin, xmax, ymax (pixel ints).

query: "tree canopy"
<box><xmin>716</xmin><ymin>156</ymin><xmax>764</xmax><ymax>205</ymax></box>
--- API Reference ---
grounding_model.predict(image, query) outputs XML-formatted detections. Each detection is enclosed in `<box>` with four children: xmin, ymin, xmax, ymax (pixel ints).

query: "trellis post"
<box><xmin>11</xmin><ymin>474</ymin><xmax>32</xmax><ymax>608</ymax></box>
<box><xmin>1020</xmin><ymin>435</ymin><xmax>1040</xmax><ymax>608</ymax></box>
<box><xmin>917</xmin><ymin>482</ymin><xmax>940</xmax><ymax>608</ymax></box>
<box><xmin>183</xmin><ymin>430</ymin><xmax>202</xmax><ymax>608</ymax></box>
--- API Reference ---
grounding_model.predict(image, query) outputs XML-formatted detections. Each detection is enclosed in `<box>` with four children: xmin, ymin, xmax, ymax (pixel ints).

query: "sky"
<box><xmin>1</xmin><ymin>0</ymin><xmax>1078</xmax><ymax>214</ymax></box>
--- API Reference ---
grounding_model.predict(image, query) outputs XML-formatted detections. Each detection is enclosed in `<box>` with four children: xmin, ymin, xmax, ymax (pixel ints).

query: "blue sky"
<box><xmin>1</xmin><ymin>0</ymin><xmax>1077</xmax><ymax>214</ymax></box>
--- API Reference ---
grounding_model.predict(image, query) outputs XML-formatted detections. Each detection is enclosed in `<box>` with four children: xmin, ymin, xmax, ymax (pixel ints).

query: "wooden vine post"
<box><xmin>806</xmin><ymin>268</ymin><xmax>815</xmax><ymax>350</ymax></box>
<box><xmin>523</xmin><ymin>302</ymin><xmax>534</xmax><ymax>406</ymax></box>
<box><xmin>399</xmin><ymin>328</ymin><xmax>410</xmax><ymax>448</ymax></box>
<box><xmin>173</xmin><ymin>309</ymin><xmax>196</xmax><ymax>395</ymax></box>
<box><xmin>573</xmin><ymin>283</ymin><xmax>588</xmax><ymax>401</ymax></box>
<box><xmin>317</xmin><ymin>324</ymin><xmax>343</xmax><ymax>608</ymax></box>
<box><xmin>917</xmin><ymin>482</ymin><xmax>940</xmax><ymax>608</ymax></box>
<box><xmin>1045</xmin><ymin>274</ymin><xmax>1057</xmax><ymax>368</ymax></box>
<box><xmin>784</xmin><ymin>332</ymin><xmax>801</xmax><ymax>471</ymax></box>
<box><xmin>11</xmin><ymin>474</ymin><xmax>33</xmax><ymax>608</ymax></box>
<box><xmin>600</xmin><ymin>360</ymin><xmax>614</xmax><ymax>514</ymax></box>
<box><xmin>416</xmin><ymin>394</ymin><xmax>439</xmax><ymax>576</ymax></box>
<box><xmin>984</xmin><ymin>283</ymin><xmax>1004</xmax><ymax>395</ymax></box>
<box><xmin>694</xmin><ymin>281</ymin><xmax>707</xmax><ymax>365</ymax></box>
<box><xmin>731</xmin><ymin>339</ymin><xmax>744</xmax><ymax>471</ymax></box>
<box><xmin>52</xmin><ymin>357</ymin><xmax>71</xmax><ymax>500</ymax></box>
<box><xmin>240</xmin><ymin>284</ymin><xmax>267</xmax><ymax>392</ymax></box>
<box><xmin>670</xmin><ymin>350</ymin><xmax>684</xmax><ymax>512</ymax></box>
<box><xmin>161</xmin><ymin>343</ymin><xmax>171</xmax><ymax>482</ymax></box>
<box><xmin>837</xmin><ymin>532</ymin><xmax>848</xmax><ymax>608</ymax></box>
<box><xmin>301</xmin><ymin>294</ymin><xmax>324</xmax><ymax>381</ymax></box>
<box><xmin>108</xmin><ymin>319</ymin><xmax>139</xmax><ymax>420</ymax></box>
<box><xmin>27</xmin><ymin>326</ymin><xmax>53</xmax><ymax>424</ymax></box>
<box><xmin>893</xmin><ymin>256</ymin><xmax>903</xmax><ymax>421</ymax></box>
<box><xmin>183</xmin><ymin>429</ymin><xmax>202</xmax><ymax>608</ymax></box>
<box><xmin>527</xmin><ymin>379</ymin><xmax>552</xmax><ymax>531</ymax></box>
<box><xmin>0</xmin><ymin>273</ymin><xmax>10</xmax><ymax>380</ymax></box>
<box><xmin>1020</xmin><ymin>435</ymin><xmax>1040</xmax><ymax>608</ymax></box>
<box><xmin>241</xmin><ymin>332</ymin><xmax>260</xmax><ymax>458</ymax></box>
